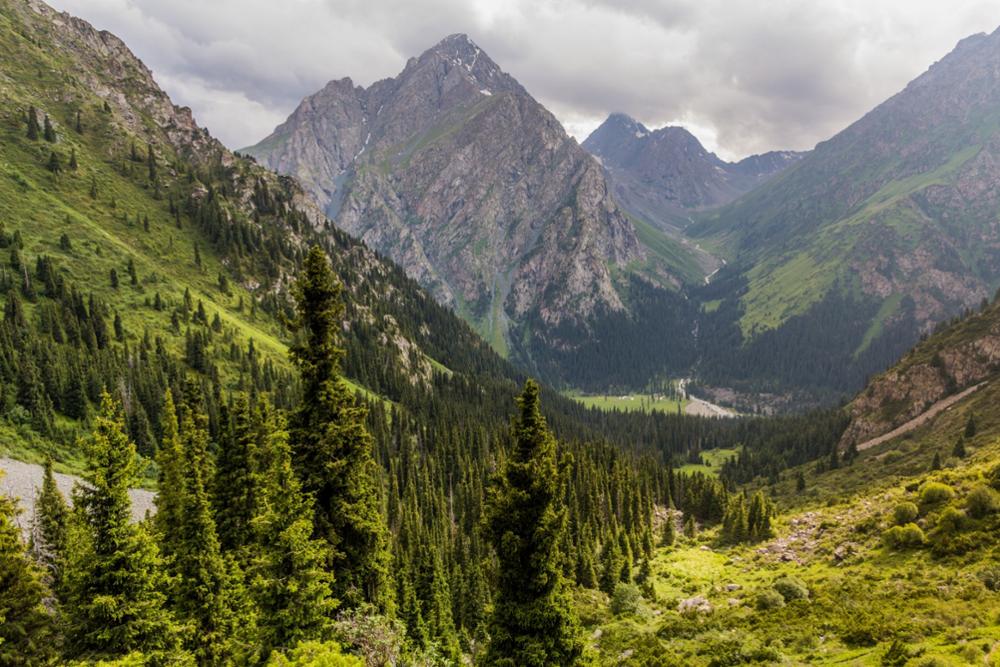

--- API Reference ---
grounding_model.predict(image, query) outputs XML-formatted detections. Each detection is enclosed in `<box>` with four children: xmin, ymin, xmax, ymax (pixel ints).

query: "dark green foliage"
<box><xmin>68</xmin><ymin>147</ymin><xmax>77</xmax><ymax>170</ymax></box>
<box><xmin>964</xmin><ymin>413</ymin><xmax>977</xmax><ymax>438</ymax></box>
<box><xmin>483</xmin><ymin>380</ymin><xmax>582</xmax><ymax>667</ymax></box>
<box><xmin>247</xmin><ymin>401</ymin><xmax>337</xmax><ymax>657</ymax></box>
<box><xmin>42</xmin><ymin>114</ymin><xmax>55</xmax><ymax>142</ymax></box>
<box><xmin>26</xmin><ymin>105</ymin><xmax>40</xmax><ymax>140</ymax></box>
<box><xmin>169</xmin><ymin>385</ymin><xmax>255</xmax><ymax>663</ymax></box>
<box><xmin>30</xmin><ymin>457</ymin><xmax>68</xmax><ymax>590</ymax></box>
<box><xmin>0</xmin><ymin>469</ymin><xmax>57</xmax><ymax>665</ymax></box>
<box><xmin>45</xmin><ymin>150</ymin><xmax>60</xmax><ymax>173</ymax></box>
<box><xmin>661</xmin><ymin>514</ymin><xmax>676</xmax><ymax>547</ymax></box>
<box><xmin>63</xmin><ymin>392</ymin><xmax>182</xmax><ymax>660</ymax></box>
<box><xmin>953</xmin><ymin>436</ymin><xmax>966</xmax><ymax>459</ymax></box>
<box><xmin>288</xmin><ymin>245</ymin><xmax>392</xmax><ymax>612</ymax></box>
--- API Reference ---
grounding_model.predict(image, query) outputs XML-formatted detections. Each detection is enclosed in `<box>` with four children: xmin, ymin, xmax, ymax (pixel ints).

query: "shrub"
<box><xmin>881</xmin><ymin>638</ymin><xmax>914</xmax><ymax>667</ymax></box>
<box><xmin>267</xmin><ymin>641</ymin><xmax>364</xmax><ymax>666</ymax></box>
<box><xmin>755</xmin><ymin>588</ymin><xmax>785</xmax><ymax>610</ymax></box>
<box><xmin>919</xmin><ymin>482</ymin><xmax>955</xmax><ymax>507</ymax></box>
<box><xmin>977</xmin><ymin>566</ymin><xmax>1000</xmax><ymax>592</ymax></box>
<box><xmin>882</xmin><ymin>523</ymin><xmax>925</xmax><ymax>550</ymax></box>
<box><xmin>932</xmin><ymin>507</ymin><xmax>965</xmax><ymax>535</ymax></box>
<box><xmin>966</xmin><ymin>485</ymin><xmax>1000</xmax><ymax>519</ymax></box>
<box><xmin>772</xmin><ymin>576</ymin><xmax>809</xmax><ymax>602</ymax></box>
<box><xmin>892</xmin><ymin>501</ymin><xmax>919</xmax><ymax>525</ymax></box>
<box><xmin>610</xmin><ymin>582</ymin><xmax>643</xmax><ymax>616</ymax></box>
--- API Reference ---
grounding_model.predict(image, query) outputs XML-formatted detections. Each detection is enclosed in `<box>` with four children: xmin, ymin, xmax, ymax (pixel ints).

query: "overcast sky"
<box><xmin>49</xmin><ymin>0</ymin><xmax>998</xmax><ymax>160</ymax></box>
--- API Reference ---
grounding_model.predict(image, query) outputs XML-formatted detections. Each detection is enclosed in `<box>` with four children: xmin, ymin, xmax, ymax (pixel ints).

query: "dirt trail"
<box><xmin>856</xmin><ymin>381</ymin><xmax>987</xmax><ymax>452</ymax></box>
<box><xmin>0</xmin><ymin>457</ymin><xmax>156</xmax><ymax>536</ymax></box>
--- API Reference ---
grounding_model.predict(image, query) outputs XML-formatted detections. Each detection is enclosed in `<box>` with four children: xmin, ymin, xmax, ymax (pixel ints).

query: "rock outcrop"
<box><xmin>245</xmin><ymin>35</ymin><xmax>664</xmax><ymax>363</ymax></box>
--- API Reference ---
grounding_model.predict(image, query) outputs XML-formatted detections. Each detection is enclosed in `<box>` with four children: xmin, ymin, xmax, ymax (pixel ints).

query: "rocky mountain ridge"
<box><xmin>582</xmin><ymin>112</ymin><xmax>803</xmax><ymax>231</ymax></box>
<box><xmin>245</xmin><ymin>35</ymin><xmax>697</xmax><ymax>380</ymax></box>
<box><xmin>840</xmin><ymin>300</ymin><xmax>1000</xmax><ymax>449</ymax></box>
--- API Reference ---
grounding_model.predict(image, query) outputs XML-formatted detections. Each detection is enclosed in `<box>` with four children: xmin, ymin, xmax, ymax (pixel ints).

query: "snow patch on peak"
<box><xmin>480</xmin><ymin>88</ymin><xmax>492</xmax><ymax>96</ymax></box>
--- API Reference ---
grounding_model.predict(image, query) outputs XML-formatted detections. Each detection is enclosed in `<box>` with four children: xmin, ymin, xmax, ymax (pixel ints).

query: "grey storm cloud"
<box><xmin>48</xmin><ymin>0</ymin><xmax>999</xmax><ymax>160</ymax></box>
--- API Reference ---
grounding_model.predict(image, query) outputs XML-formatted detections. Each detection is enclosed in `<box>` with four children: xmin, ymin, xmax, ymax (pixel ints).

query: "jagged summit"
<box><xmin>582</xmin><ymin>113</ymin><xmax>801</xmax><ymax>228</ymax></box>
<box><xmin>244</xmin><ymin>33</ymin><xmax>703</xmax><ymax>388</ymax></box>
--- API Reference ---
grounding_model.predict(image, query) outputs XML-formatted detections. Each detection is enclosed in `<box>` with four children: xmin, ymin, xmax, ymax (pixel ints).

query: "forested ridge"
<box><xmin>0</xmin><ymin>2</ymin><xmax>817</xmax><ymax>664</ymax></box>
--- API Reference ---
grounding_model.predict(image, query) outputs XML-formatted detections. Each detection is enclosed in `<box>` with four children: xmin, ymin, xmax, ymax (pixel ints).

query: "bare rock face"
<box><xmin>245</xmin><ymin>35</ymin><xmax>652</xmax><ymax>358</ymax></box>
<box><xmin>840</xmin><ymin>303</ymin><xmax>1000</xmax><ymax>448</ymax></box>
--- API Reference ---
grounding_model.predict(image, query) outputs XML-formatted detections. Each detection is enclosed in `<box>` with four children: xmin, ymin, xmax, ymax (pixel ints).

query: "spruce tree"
<box><xmin>154</xmin><ymin>389</ymin><xmax>184</xmax><ymax>560</ymax></box>
<box><xmin>214</xmin><ymin>395</ymin><xmax>263</xmax><ymax>556</ymax></box>
<box><xmin>26</xmin><ymin>105</ymin><xmax>40</xmax><ymax>140</ymax></box>
<box><xmin>288</xmin><ymin>245</ymin><xmax>392</xmax><ymax>611</ymax></box>
<box><xmin>0</xmin><ymin>469</ymin><xmax>58</xmax><ymax>665</ymax></box>
<box><xmin>171</xmin><ymin>387</ymin><xmax>254</xmax><ymax>663</ymax></box>
<box><xmin>598</xmin><ymin>537</ymin><xmax>624</xmax><ymax>595</ymax></box>
<box><xmin>953</xmin><ymin>436</ymin><xmax>967</xmax><ymax>459</ymax></box>
<box><xmin>30</xmin><ymin>457</ymin><xmax>68</xmax><ymax>591</ymax></box>
<box><xmin>661</xmin><ymin>513</ymin><xmax>676</xmax><ymax>547</ymax></box>
<box><xmin>250</xmin><ymin>403</ymin><xmax>337</xmax><ymax>657</ymax></box>
<box><xmin>68</xmin><ymin>147</ymin><xmax>78</xmax><ymax>171</ymax></box>
<box><xmin>46</xmin><ymin>150</ymin><xmax>61</xmax><ymax>173</ymax></box>
<box><xmin>964</xmin><ymin>413</ymin><xmax>977</xmax><ymax>439</ymax></box>
<box><xmin>483</xmin><ymin>380</ymin><xmax>582</xmax><ymax>667</ymax></box>
<box><xmin>43</xmin><ymin>114</ymin><xmax>56</xmax><ymax>142</ymax></box>
<box><xmin>63</xmin><ymin>392</ymin><xmax>181</xmax><ymax>660</ymax></box>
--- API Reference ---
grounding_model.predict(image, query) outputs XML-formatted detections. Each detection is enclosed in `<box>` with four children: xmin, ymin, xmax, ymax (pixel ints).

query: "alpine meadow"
<box><xmin>5</xmin><ymin>1</ymin><xmax>1000</xmax><ymax>665</ymax></box>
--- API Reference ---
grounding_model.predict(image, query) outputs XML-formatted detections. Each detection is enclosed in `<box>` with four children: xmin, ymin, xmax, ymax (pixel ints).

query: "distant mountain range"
<box><xmin>246</xmin><ymin>25</ymin><xmax>1000</xmax><ymax>403</ymax></box>
<box><xmin>583</xmin><ymin>113</ymin><xmax>803</xmax><ymax>231</ymax></box>
<box><xmin>245</xmin><ymin>34</ymin><xmax>705</xmax><ymax>388</ymax></box>
<box><xmin>686</xmin><ymin>26</ymin><xmax>1000</xmax><ymax>404</ymax></box>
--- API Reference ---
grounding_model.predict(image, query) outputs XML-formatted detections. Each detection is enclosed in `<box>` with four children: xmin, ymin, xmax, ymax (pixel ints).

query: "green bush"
<box><xmin>919</xmin><ymin>482</ymin><xmax>955</xmax><ymax>507</ymax></box>
<box><xmin>977</xmin><ymin>566</ymin><xmax>1000</xmax><ymax>592</ymax></box>
<box><xmin>965</xmin><ymin>485</ymin><xmax>1000</xmax><ymax>519</ymax></box>
<box><xmin>881</xmin><ymin>638</ymin><xmax>914</xmax><ymax>667</ymax></box>
<box><xmin>267</xmin><ymin>641</ymin><xmax>363</xmax><ymax>666</ymax></box>
<box><xmin>610</xmin><ymin>582</ymin><xmax>643</xmax><ymax>616</ymax></box>
<box><xmin>772</xmin><ymin>576</ymin><xmax>809</xmax><ymax>602</ymax></box>
<box><xmin>933</xmin><ymin>507</ymin><xmax>965</xmax><ymax>535</ymax></box>
<box><xmin>755</xmin><ymin>588</ymin><xmax>785</xmax><ymax>610</ymax></box>
<box><xmin>882</xmin><ymin>523</ymin><xmax>925</xmax><ymax>550</ymax></box>
<box><xmin>892</xmin><ymin>501</ymin><xmax>919</xmax><ymax>525</ymax></box>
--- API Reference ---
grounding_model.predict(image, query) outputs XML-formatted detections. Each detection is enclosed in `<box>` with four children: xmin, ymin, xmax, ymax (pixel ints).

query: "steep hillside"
<box><xmin>0</xmin><ymin>0</ymin><xmax>540</xmax><ymax>464</ymax></box>
<box><xmin>584</xmin><ymin>306</ymin><xmax>1000</xmax><ymax>666</ymax></box>
<box><xmin>839</xmin><ymin>297</ymin><xmax>1000</xmax><ymax>451</ymax></box>
<box><xmin>245</xmin><ymin>35</ymin><xmax>703</xmax><ymax>389</ymax></box>
<box><xmin>583</xmin><ymin>112</ymin><xmax>802</xmax><ymax>232</ymax></box>
<box><xmin>686</xmin><ymin>27</ymin><xmax>1000</xmax><ymax>402</ymax></box>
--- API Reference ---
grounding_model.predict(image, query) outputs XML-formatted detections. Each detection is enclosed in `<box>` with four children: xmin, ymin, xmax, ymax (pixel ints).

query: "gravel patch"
<box><xmin>0</xmin><ymin>457</ymin><xmax>156</xmax><ymax>537</ymax></box>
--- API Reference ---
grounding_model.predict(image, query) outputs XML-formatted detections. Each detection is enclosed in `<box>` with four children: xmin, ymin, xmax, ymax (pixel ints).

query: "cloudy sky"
<box><xmin>49</xmin><ymin>0</ymin><xmax>998</xmax><ymax>160</ymax></box>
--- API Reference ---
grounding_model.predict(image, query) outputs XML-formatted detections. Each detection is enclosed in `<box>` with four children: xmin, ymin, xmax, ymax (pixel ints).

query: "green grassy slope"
<box><xmin>0</xmin><ymin>0</ymin><xmax>526</xmax><ymax>471</ymax></box>
<box><xmin>586</xmin><ymin>377</ymin><xmax>1000</xmax><ymax>665</ymax></box>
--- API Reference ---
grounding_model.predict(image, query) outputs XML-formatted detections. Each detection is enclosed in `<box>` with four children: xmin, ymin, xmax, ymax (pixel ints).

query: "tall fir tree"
<box><xmin>63</xmin><ymin>392</ymin><xmax>181</xmax><ymax>660</ymax></box>
<box><xmin>0</xmin><ymin>470</ymin><xmax>58</xmax><ymax>666</ymax></box>
<box><xmin>26</xmin><ymin>105</ymin><xmax>40</xmax><ymax>140</ymax></box>
<box><xmin>483</xmin><ymin>380</ymin><xmax>582</xmax><ymax>667</ymax></box>
<box><xmin>171</xmin><ymin>386</ymin><xmax>255</xmax><ymax>663</ymax></box>
<box><xmin>288</xmin><ymin>245</ymin><xmax>392</xmax><ymax>612</ymax></box>
<box><xmin>154</xmin><ymin>389</ymin><xmax>184</xmax><ymax>561</ymax></box>
<box><xmin>30</xmin><ymin>457</ymin><xmax>68</xmax><ymax>591</ymax></box>
<box><xmin>249</xmin><ymin>402</ymin><xmax>337</xmax><ymax>657</ymax></box>
<box><xmin>213</xmin><ymin>395</ymin><xmax>262</xmax><ymax>556</ymax></box>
